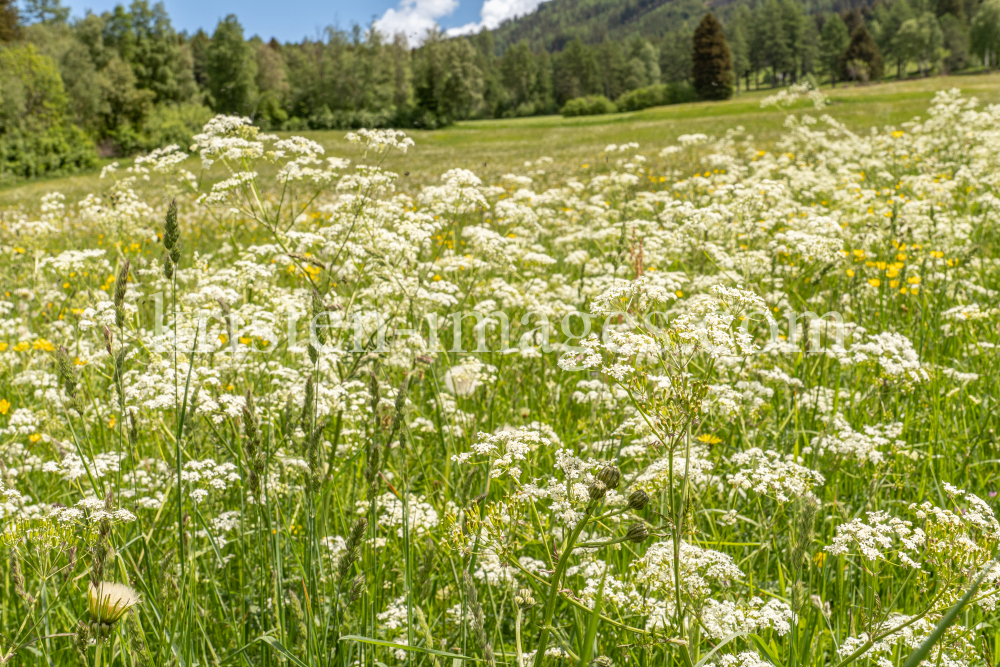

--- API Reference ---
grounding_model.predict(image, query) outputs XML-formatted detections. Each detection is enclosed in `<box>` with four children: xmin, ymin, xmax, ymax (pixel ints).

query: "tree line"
<box><xmin>3</xmin><ymin>0</ymin><xmax>1000</xmax><ymax>181</ymax></box>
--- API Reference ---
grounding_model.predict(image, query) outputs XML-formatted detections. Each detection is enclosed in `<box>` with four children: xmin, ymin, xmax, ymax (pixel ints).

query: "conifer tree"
<box><xmin>819</xmin><ymin>14</ymin><xmax>851</xmax><ymax>85</ymax></box>
<box><xmin>842</xmin><ymin>25</ymin><xmax>884</xmax><ymax>81</ymax></box>
<box><xmin>692</xmin><ymin>13</ymin><xmax>734</xmax><ymax>100</ymax></box>
<box><xmin>727</xmin><ymin>18</ymin><xmax>749</xmax><ymax>92</ymax></box>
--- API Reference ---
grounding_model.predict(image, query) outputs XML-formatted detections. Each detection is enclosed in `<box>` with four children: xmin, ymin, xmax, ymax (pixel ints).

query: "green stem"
<box><xmin>516</xmin><ymin>608</ymin><xmax>525</xmax><ymax>667</ymax></box>
<box><xmin>95</xmin><ymin>636</ymin><xmax>104</xmax><ymax>667</ymax></box>
<box><xmin>531</xmin><ymin>504</ymin><xmax>595</xmax><ymax>667</ymax></box>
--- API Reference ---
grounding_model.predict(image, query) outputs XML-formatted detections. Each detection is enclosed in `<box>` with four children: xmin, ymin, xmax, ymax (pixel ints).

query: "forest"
<box><xmin>2</xmin><ymin>0</ymin><xmax>1000</xmax><ymax>181</ymax></box>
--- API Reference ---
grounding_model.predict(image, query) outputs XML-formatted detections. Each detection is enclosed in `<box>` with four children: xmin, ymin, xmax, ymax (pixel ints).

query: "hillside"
<box><xmin>489</xmin><ymin>0</ymin><xmax>874</xmax><ymax>53</ymax></box>
<box><xmin>490</xmin><ymin>0</ymin><xmax>705</xmax><ymax>52</ymax></box>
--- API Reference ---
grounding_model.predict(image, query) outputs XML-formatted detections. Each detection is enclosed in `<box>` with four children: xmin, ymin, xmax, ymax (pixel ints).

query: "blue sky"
<box><xmin>56</xmin><ymin>0</ymin><xmax>547</xmax><ymax>43</ymax></box>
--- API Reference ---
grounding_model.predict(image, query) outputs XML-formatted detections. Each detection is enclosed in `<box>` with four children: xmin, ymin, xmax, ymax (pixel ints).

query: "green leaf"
<box><xmin>680</xmin><ymin>644</ymin><xmax>697</xmax><ymax>667</ymax></box>
<box><xmin>900</xmin><ymin>561</ymin><xmax>997</xmax><ymax>667</ymax></box>
<box><xmin>259</xmin><ymin>636</ymin><xmax>309</xmax><ymax>667</ymax></box>
<box><xmin>339</xmin><ymin>635</ymin><xmax>484</xmax><ymax>662</ymax></box>
<box><xmin>579</xmin><ymin>562</ymin><xmax>608</xmax><ymax>667</ymax></box>
<box><xmin>749</xmin><ymin>634</ymin><xmax>784</xmax><ymax>667</ymax></box>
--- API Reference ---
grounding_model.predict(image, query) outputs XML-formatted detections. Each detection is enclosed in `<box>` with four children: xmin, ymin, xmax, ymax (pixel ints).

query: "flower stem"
<box><xmin>531</xmin><ymin>504</ymin><xmax>595</xmax><ymax>667</ymax></box>
<box><xmin>515</xmin><ymin>608</ymin><xmax>525</xmax><ymax>667</ymax></box>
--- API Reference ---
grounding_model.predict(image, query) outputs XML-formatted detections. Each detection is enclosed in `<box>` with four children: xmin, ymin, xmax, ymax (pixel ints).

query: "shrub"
<box><xmin>305</xmin><ymin>105</ymin><xmax>399</xmax><ymax>130</ymax></box>
<box><xmin>560</xmin><ymin>95</ymin><xmax>617</xmax><ymax>117</ymax></box>
<box><xmin>109</xmin><ymin>102</ymin><xmax>214</xmax><ymax>155</ymax></box>
<box><xmin>0</xmin><ymin>123</ymin><xmax>97</xmax><ymax>183</ymax></box>
<box><xmin>617</xmin><ymin>82</ymin><xmax>696</xmax><ymax>112</ymax></box>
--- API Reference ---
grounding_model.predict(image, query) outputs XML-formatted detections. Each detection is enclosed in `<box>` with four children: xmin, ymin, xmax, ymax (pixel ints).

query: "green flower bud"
<box><xmin>627</xmin><ymin>489</ymin><xmax>650</xmax><ymax>510</ymax></box>
<box><xmin>596</xmin><ymin>465</ymin><xmax>621</xmax><ymax>490</ymax></box>
<box><xmin>626</xmin><ymin>522</ymin><xmax>649</xmax><ymax>543</ymax></box>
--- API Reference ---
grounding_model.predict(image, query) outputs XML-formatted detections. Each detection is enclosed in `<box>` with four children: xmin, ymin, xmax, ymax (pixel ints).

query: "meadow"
<box><xmin>2</xmin><ymin>75</ymin><xmax>1000</xmax><ymax>667</ymax></box>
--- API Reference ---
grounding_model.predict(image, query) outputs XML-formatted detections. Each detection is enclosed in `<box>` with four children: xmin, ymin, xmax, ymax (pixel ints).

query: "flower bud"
<box><xmin>588</xmin><ymin>480</ymin><xmax>607</xmax><ymax>501</ymax></box>
<box><xmin>596</xmin><ymin>465</ymin><xmax>621</xmax><ymax>490</ymax></box>
<box><xmin>626</xmin><ymin>522</ymin><xmax>649</xmax><ymax>543</ymax></box>
<box><xmin>591</xmin><ymin>657</ymin><xmax>613</xmax><ymax>667</ymax></box>
<box><xmin>627</xmin><ymin>489</ymin><xmax>649</xmax><ymax>510</ymax></box>
<box><xmin>514</xmin><ymin>588</ymin><xmax>536</xmax><ymax>610</ymax></box>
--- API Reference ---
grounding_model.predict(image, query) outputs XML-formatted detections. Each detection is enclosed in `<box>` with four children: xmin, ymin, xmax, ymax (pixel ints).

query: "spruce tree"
<box><xmin>842</xmin><ymin>25</ymin><xmax>884</xmax><ymax>81</ymax></box>
<box><xmin>692</xmin><ymin>13</ymin><xmax>734</xmax><ymax>100</ymax></box>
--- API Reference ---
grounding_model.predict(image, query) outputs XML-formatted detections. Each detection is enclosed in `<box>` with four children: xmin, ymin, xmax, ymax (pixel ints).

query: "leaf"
<box><xmin>339</xmin><ymin>635</ymin><xmax>484</xmax><ymax>662</ymax></box>
<box><xmin>900</xmin><ymin>561</ymin><xmax>997</xmax><ymax>667</ymax></box>
<box><xmin>749</xmin><ymin>634</ymin><xmax>784</xmax><ymax>667</ymax></box>
<box><xmin>579</xmin><ymin>562</ymin><xmax>608</xmax><ymax>667</ymax></box>
<box><xmin>219</xmin><ymin>636</ymin><xmax>266</xmax><ymax>665</ymax></box>
<box><xmin>680</xmin><ymin>644</ymin><xmax>697</xmax><ymax>667</ymax></box>
<box><xmin>259</xmin><ymin>636</ymin><xmax>309</xmax><ymax>667</ymax></box>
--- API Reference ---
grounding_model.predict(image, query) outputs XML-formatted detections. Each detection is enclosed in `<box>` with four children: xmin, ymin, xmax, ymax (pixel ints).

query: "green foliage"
<box><xmin>659</xmin><ymin>26</ymin><xmax>694</xmax><ymax>83</ymax></box>
<box><xmin>0</xmin><ymin>43</ymin><xmax>96</xmax><ymax>181</ymax></box>
<box><xmin>692</xmin><ymin>13</ymin><xmax>733</xmax><ymax>100</ymax></box>
<box><xmin>206</xmin><ymin>14</ymin><xmax>257</xmax><ymax>114</ymax></box>
<box><xmin>0</xmin><ymin>0</ymin><xmax>18</xmax><ymax>41</ymax></box>
<box><xmin>102</xmin><ymin>1</ymin><xmax>197</xmax><ymax>104</ymax></box>
<box><xmin>114</xmin><ymin>101</ymin><xmax>212</xmax><ymax>153</ymax></box>
<box><xmin>819</xmin><ymin>14</ymin><xmax>851</xmax><ymax>84</ymax></box>
<box><xmin>896</xmin><ymin>12</ymin><xmax>945</xmax><ymax>75</ymax></box>
<box><xmin>971</xmin><ymin>0</ymin><xmax>1000</xmax><ymax>67</ymax></box>
<box><xmin>727</xmin><ymin>9</ymin><xmax>750</xmax><ymax>91</ymax></box>
<box><xmin>0</xmin><ymin>122</ymin><xmax>96</xmax><ymax>181</ymax></box>
<box><xmin>940</xmin><ymin>13</ymin><xmax>970</xmax><ymax>70</ymax></box>
<box><xmin>21</xmin><ymin>0</ymin><xmax>68</xmax><ymax>24</ymax></box>
<box><xmin>616</xmin><ymin>81</ymin><xmax>694</xmax><ymax>110</ymax></box>
<box><xmin>490</xmin><ymin>0</ymin><xmax>706</xmax><ymax>52</ymax></box>
<box><xmin>560</xmin><ymin>94</ymin><xmax>617</xmax><ymax>116</ymax></box>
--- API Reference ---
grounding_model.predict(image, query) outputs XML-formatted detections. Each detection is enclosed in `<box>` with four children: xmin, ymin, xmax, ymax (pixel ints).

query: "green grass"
<box><xmin>5</xmin><ymin>72</ymin><xmax>1000</xmax><ymax>208</ymax></box>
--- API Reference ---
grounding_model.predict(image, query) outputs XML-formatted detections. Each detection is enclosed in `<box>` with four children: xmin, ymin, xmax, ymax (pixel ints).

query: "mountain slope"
<box><xmin>488</xmin><ymin>0</ymin><xmax>873</xmax><ymax>53</ymax></box>
<box><xmin>490</xmin><ymin>0</ymin><xmax>708</xmax><ymax>52</ymax></box>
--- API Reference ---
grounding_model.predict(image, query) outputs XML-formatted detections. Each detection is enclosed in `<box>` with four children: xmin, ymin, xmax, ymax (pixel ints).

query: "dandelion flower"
<box><xmin>88</xmin><ymin>582</ymin><xmax>140</xmax><ymax>626</ymax></box>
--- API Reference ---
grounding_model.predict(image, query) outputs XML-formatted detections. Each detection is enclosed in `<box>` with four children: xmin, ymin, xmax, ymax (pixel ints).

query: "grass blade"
<box><xmin>259</xmin><ymin>635</ymin><xmax>310</xmax><ymax>667</ymax></box>
<box><xmin>900</xmin><ymin>561</ymin><xmax>997</xmax><ymax>667</ymax></box>
<box><xmin>340</xmin><ymin>635</ymin><xmax>486</xmax><ymax>662</ymax></box>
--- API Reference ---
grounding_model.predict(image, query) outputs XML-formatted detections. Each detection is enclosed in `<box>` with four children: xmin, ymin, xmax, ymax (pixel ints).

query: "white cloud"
<box><xmin>444</xmin><ymin>0</ymin><xmax>549</xmax><ymax>36</ymax></box>
<box><xmin>374</xmin><ymin>0</ymin><xmax>459</xmax><ymax>45</ymax></box>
